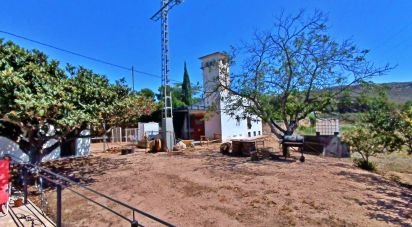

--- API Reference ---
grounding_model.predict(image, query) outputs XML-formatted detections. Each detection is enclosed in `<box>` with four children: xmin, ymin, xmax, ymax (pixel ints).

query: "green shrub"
<box><xmin>308</xmin><ymin>113</ymin><xmax>316</xmax><ymax>127</ymax></box>
<box><xmin>343</xmin><ymin>127</ymin><xmax>388</xmax><ymax>172</ymax></box>
<box><xmin>297</xmin><ymin>125</ymin><xmax>316</xmax><ymax>135</ymax></box>
<box><xmin>353</xmin><ymin>158</ymin><xmax>376</xmax><ymax>172</ymax></box>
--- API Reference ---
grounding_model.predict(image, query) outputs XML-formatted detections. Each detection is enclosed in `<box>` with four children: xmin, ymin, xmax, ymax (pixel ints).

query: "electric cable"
<box><xmin>0</xmin><ymin>30</ymin><xmax>181</xmax><ymax>82</ymax></box>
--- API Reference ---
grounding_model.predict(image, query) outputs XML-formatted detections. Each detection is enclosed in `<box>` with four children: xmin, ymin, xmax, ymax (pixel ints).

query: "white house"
<box><xmin>200</xmin><ymin>52</ymin><xmax>263</xmax><ymax>142</ymax></box>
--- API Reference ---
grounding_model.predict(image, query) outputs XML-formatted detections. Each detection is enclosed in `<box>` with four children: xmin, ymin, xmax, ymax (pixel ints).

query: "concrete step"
<box><xmin>0</xmin><ymin>196</ymin><xmax>55</xmax><ymax>227</ymax></box>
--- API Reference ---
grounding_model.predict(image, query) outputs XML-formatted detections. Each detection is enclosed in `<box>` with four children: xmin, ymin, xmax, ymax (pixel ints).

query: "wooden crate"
<box><xmin>231</xmin><ymin>140</ymin><xmax>257</xmax><ymax>156</ymax></box>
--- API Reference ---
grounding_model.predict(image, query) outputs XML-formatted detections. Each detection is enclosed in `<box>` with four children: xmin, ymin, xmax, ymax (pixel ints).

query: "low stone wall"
<box><xmin>303</xmin><ymin>135</ymin><xmax>350</xmax><ymax>158</ymax></box>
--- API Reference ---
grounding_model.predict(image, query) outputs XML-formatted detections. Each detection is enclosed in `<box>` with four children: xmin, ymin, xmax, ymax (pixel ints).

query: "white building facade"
<box><xmin>200</xmin><ymin>52</ymin><xmax>263</xmax><ymax>142</ymax></box>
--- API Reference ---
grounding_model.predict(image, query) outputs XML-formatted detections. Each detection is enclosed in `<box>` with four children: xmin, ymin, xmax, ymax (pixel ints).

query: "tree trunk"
<box><xmin>268</xmin><ymin>122</ymin><xmax>284</xmax><ymax>139</ymax></box>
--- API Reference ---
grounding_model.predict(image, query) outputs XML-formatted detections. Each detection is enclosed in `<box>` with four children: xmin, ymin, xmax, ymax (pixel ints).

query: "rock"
<box><xmin>220</xmin><ymin>142</ymin><xmax>231</xmax><ymax>155</ymax></box>
<box><xmin>121</xmin><ymin>148</ymin><xmax>135</xmax><ymax>155</ymax></box>
<box><xmin>177</xmin><ymin>141</ymin><xmax>187</xmax><ymax>149</ymax></box>
<box><xmin>173</xmin><ymin>141</ymin><xmax>186</xmax><ymax>151</ymax></box>
<box><xmin>148</xmin><ymin>139</ymin><xmax>162</xmax><ymax>153</ymax></box>
<box><xmin>250</xmin><ymin>151</ymin><xmax>259</xmax><ymax>161</ymax></box>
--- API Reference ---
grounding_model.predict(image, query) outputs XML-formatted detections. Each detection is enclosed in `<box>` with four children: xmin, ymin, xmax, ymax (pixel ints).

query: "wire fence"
<box><xmin>21</xmin><ymin>163</ymin><xmax>175</xmax><ymax>227</ymax></box>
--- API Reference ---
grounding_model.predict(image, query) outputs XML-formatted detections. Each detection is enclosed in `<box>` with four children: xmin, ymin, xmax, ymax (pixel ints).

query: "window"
<box><xmin>235</xmin><ymin>116</ymin><xmax>241</xmax><ymax>126</ymax></box>
<box><xmin>253</xmin><ymin>131</ymin><xmax>256</xmax><ymax>136</ymax></box>
<box><xmin>247</xmin><ymin>117</ymin><xmax>252</xmax><ymax>129</ymax></box>
<box><xmin>258</xmin><ymin>131</ymin><xmax>261</xmax><ymax>135</ymax></box>
<box><xmin>248</xmin><ymin>132</ymin><xmax>251</xmax><ymax>137</ymax></box>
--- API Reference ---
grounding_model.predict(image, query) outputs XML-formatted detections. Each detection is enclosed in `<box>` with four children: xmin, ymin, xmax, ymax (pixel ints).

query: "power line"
<box><xmin>0</xmin><ymin>30</ymin><xmax>181</xmax><ymax>82</ymax></box>
<box><xmin>372</xmin><ymin>21</ymin><xmax>412</xmax><ymax>51</ymax></box>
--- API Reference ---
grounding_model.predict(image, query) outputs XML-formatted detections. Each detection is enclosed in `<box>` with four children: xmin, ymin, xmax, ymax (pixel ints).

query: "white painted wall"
<box><xmin>200</xmin><ymin>52</ymin><xmax>230</xmax><ymax>104</ymax></box>
<box><xmin>138</xmin><ymin>122</ymin><xmax>159</xmax><ymax>140</ymax></box>
<box><xmin>201</xmin><ymin>53</ymin><xmax>225</xmax><ymax>140</ymax></box>
<box><xmin>204</xmin><ymin>111</ymin><xmax>221</xmax><ymax>139</ymax></box>
<box><xmin>200</xmin><ymin>52</ymin><xmax>263</xmax><ymax>142</ymax></box>
<box><xmin>219</xmin><ymin>98</ymin><xmax>263</xmax><ymax>142</ymax></box>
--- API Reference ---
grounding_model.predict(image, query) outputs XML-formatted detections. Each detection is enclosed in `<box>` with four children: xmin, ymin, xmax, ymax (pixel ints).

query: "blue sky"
<box><xmin>1</xmin><ymin>0</ymin><xmax>411</xmax><ymax>91</ymax></box>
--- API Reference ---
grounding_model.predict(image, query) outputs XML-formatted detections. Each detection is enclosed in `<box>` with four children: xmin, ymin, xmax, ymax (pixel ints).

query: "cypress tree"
<box><xmin>181</xmin><ymin>62</ymin><xmax>192</xmax><ymax>106</ymax></box>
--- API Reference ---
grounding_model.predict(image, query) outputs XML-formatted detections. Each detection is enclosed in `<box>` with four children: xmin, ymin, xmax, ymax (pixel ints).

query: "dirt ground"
<box><xmin>36</xmin><ymin>140</ymin><xmax>411</xmax><ymax>227</ymax></box>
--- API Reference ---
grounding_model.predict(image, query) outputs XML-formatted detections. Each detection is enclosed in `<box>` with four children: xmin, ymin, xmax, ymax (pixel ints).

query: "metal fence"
<box><xmin>125</xmin><ymin>128</ymin><xmax>138</xmax><ymax>143</ymax></box>
<box><xmin>315</xmin><ymin>118</ymin><xmax>340</xmax><ymax>135</ymax></box>
<box><xmin>110</xmin><ymin>127</ymin><xmax>161</xmax><ymax>143</ymax></box>
<box><xmin>21</xmin><ymin>163</ymin><xmax>175</xmax><ymax>227</ymax></box>
<box><xmin>111</xmin><ymin>127</ymin><xmax>123</xmax><ymax>143</ymax></box>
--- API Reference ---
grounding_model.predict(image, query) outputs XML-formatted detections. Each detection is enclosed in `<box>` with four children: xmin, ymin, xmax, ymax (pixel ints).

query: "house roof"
<box><xmin>198</xmin><ymin>52</ymin><xmax>227</xmax><ymax>60</ymax></box>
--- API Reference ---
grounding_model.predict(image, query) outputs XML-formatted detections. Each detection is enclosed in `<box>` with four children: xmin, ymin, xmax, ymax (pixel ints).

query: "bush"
<box><xmin>400</xmin><ymin>101</ymin><xmax>412</xmax><ymax>154</ymax></box>
<box><xmin>342</xmin><ymin>127</ymin><xmax>386</xmax><ymax>172</ymax></box>
<box><xmin>308</xmin><ymin>113</ymin><xmax>316</xmax><ymax>127</ymax></box>
<box><xmin>297</xmin><ymin>125</ymin><xmax>316</xmax><ymax>135</ymax></box>
<box><xmin>353</xmin><ymin>158</ymin><xmax>376</xmax><ymax>172</ymax></box>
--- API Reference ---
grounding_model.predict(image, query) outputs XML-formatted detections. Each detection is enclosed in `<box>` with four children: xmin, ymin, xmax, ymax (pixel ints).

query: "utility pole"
<box><xmin>151</xmin><ymin>0</ymin><xmax>182</xmax><ymax>151</ymax></box>
<box><xmin>131</xmin><ymin>65</ymin><xmax>135</xmax><ymax>92</ymax></box>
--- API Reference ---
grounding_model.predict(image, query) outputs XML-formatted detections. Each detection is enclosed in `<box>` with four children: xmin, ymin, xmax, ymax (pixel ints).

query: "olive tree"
<box><xmin>215</xmin><ymin>11</ymin><xmax>393</xmax><ymax>138</ymax></box>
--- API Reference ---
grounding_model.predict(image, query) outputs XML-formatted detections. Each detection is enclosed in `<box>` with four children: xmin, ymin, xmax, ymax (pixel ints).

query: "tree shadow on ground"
<box><xmin>41</xmin><ymin>155</ymin><xmax>132</xmax><ymax>185</ymax></box>
<box><xmin>337</xmin><ymin>170</ymin><xmax>412</xmax><ymax>227</ymax></box>
<box><xmin>176</xmin><ymin>150</ymin><xmax>296</xmax><ymax>175</ymax></box>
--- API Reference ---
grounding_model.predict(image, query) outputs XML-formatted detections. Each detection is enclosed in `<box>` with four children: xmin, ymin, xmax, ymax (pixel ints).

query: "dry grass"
<box><xmin>371</xmin><ymin>151</ymin><xmax>412</xmax><ymax>186</ymax></box>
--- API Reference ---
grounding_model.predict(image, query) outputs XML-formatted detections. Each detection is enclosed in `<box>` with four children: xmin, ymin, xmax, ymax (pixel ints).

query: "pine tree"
<box><xmin>181</xmin><ymin>62</ymin><xmax>192</xmax><ymax>106</ymax></box>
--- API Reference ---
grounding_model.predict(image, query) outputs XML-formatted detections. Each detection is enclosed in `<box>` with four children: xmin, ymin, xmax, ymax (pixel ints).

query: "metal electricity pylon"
<box><xmin>151</xmin><ymin>0</ymin><xmax>182</xmax><ymax>151</ymax></box>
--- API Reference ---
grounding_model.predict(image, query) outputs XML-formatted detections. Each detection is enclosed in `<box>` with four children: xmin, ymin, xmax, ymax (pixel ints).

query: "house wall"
<box><xmin>201</xmin><ymin>52</ymin><xmax>230</xmax><ymax>108</ymax></box>
<box><xmin>200</xmin><ymin>52</ymin><xmax>263</xmax><ymax>142</ymax></box>
<box><xmin>219</xmin><ymin>100</ymin><xmax>263</xmax><ymax>142</ymax></box>
<box><xmin>201</xmin><ymin>53</ymin><xmax>226</xmax><ymax>140</ymax></box>
<box><xmin>204</xmin><ymin>111</ymin><xmax>221</xmax><ymax>139</ymax></box>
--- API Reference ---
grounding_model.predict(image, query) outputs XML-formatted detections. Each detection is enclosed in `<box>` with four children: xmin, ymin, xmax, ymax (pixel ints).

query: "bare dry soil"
<box><xmin>37</xmin><ymin>142</ymin><xmax>411</xmax><ymax>227</ymax></box>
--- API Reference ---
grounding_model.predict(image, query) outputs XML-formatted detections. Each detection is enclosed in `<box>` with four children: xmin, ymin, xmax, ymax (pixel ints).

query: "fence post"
<box><xmin>131</xmin><ymin>220</ymin><xmax>139</xmax><ymax>227</ymax></box>
<box><xmin>56</xmin><ymin>184</ymin><xmax>62</xmax><ymax>227</ymax></box>
<box><xmin>23</xmin><ymin>167</ymin><xmax>28</xmax><ymax>204</ymax></box>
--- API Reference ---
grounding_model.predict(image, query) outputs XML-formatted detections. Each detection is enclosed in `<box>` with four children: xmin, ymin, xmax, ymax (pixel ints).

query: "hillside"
<box><xmin>383</xmin><ymin>82</ymin><xmax>412</xmax><ymax>103</ymax></box>
<box><xmin>350</xmin><ymin>82</ymin><xmax>412</xmax><ymax>104</ymax></box>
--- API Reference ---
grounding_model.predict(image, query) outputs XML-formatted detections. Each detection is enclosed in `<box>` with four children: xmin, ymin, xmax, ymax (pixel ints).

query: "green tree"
<box><xmin>0</xmin><ymin>39</ymin><xmax>68</xmax><ymax>132</ymax></box>
<box><xmin>400</xmin><ymin>101</ymin><xmax>412</xmax><ymax>154</ymax></box>
<box><xmin>157</xmin><ymin>84</ymin><xmax>186</xmax><ymax>108</ymax></box>
<box><xmin>137</xmin><ymin>88</ymin><xmax>156</xmax><ymax>101</ymax></box>
<box><xmin>107</xmin><ymin>94</ymin><xmax>158</xmax><ymax>127</ymax></box>
<box><xmin>181</xmin><ymin>62</ymin><xmax>192</xmax><ymax>106</ymax></box>
<box><xmin>0</xmin><ymin>39</ymin><xmax>156</xmax><ymax>160</ymax></box>
<box><xmin>157</xmin><ymin>82</ymin><xmax>201</xmax><ymax>108</ymax></box>
<box><xmin>213</xmin><ymin>11</ymin><xmax>393</xmax><ymax>138</ymax></box>
<box><xmin>336</xmin><ymin>91</ymin><xmax>353</xmax><ymax>113</ymax></box>
<box><xmin>358</xmin><ymin>91</ymin><xmax>403</xmax><ymax>153</ymax></box>
<box><xmin>342</xmin><ymin>127</ymin><xmax>379</xmax><ymax>171</ymax></box>
<box><xmin>342</xmin><ymin>90</ymin><xmax>404</xmax><ymax>170</ymax></box>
